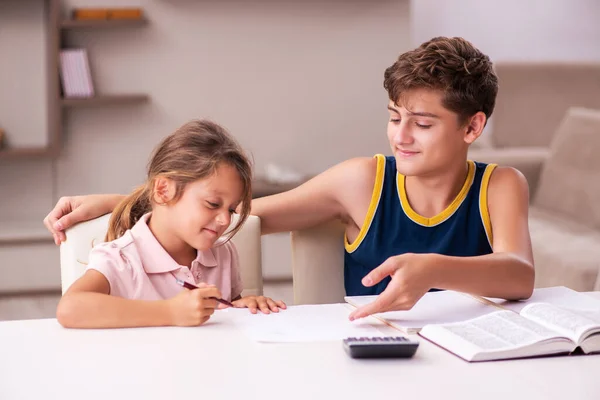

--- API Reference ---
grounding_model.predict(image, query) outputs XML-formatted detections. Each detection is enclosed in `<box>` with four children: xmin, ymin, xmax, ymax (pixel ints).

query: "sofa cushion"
<box><xmin>529</xmin><ymin>207</ymin><xmax>600</xmax><ymax>292</ymax></box>
<box><xmin>533</xmin><ymin>107</ymin><xmax>600</xmax><ymax>230</ymax></box>
<box><xmin>468</xmin><ymin>147</ymin><xmax>549</xmax><ymax>198</ymax></box>
<box><xmin>492</xmin><ymin>63</ymin><xmax>600</xmax><ymax>148</ymax></box>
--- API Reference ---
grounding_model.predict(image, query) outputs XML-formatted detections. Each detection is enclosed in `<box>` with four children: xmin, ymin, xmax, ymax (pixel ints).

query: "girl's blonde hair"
<box><xmin>106</xmin><ymin>120</ymin><xmax>252</xmax><ymax>242</ymax></box>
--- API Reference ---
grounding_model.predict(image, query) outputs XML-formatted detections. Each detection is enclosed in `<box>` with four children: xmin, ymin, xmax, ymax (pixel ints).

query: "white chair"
<box><xmin>60</xmin><ymin>214</ymin><xmax>263</xmax><ymax>296</ymax></box>
<box><xmin>291</xmin><ymin>220</ymin><xmax>346</xmax><ymax>305</ymax></box>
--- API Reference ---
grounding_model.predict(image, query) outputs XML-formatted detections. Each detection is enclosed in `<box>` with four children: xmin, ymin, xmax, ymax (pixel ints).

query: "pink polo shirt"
<box><xmin>86</xmin><ymin>213</ymin><xmax>243</xmax><ymax>302</ymax></box>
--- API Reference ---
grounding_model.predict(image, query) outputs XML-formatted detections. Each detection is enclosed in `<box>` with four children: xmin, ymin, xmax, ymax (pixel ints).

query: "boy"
<box><xmin>45</xmin><ymin>37</ymin><xmax>534</xmax><ymax>319</ymax></box>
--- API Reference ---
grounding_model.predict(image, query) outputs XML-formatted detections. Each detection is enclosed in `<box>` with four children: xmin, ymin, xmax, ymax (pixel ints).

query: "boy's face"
<box><xmin>386</xmin><ymin>88</ymin><xmax>480</xmax><ymax>177</ymax></box>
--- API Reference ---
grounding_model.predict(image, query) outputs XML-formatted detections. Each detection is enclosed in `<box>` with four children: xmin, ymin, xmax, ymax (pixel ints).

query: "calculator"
<box><xmin>343</xmin><ymin>336</ymin><xmax>419</xmax><ymax>359</ymax></box>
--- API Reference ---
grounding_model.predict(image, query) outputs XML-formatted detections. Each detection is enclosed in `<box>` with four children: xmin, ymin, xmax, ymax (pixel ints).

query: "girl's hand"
<box><xmin>166</xmin><ymin>284</ymin><xmax>222</xmax><ymax>326</ymax></box>
<box><xmin>232</xmin><ymin>296</ymin><xmax>287</xmax><ymax>314</ymax></box>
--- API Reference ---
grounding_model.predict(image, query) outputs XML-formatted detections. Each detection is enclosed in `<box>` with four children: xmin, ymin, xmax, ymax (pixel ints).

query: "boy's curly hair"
<box><xmin>384</xmin><ymin>37</ymin><xmax>498</xmax><ymax>124</ymax></box>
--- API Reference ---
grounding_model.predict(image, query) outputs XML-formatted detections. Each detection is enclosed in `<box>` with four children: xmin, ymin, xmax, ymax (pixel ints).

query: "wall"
<box><xmin>0</xmin><ymin>0</ymin><xmax>410</xmax><ymax>286</ymax></box>
<box><xmin>57</xmin><ymin>0</ymin><xmax>409</xmax><ymax>199</ymax></box>
<box><xmin>411</xmin><ymin>0</ymin><xmax>600</xmax><ymax>62</ymax></box>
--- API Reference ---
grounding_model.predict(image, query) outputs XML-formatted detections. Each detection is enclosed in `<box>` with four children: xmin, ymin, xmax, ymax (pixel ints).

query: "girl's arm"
<box><xmin>57</xmin><ymin>270</ymin><xmax>221</xmax><ymax>329</ymax></box>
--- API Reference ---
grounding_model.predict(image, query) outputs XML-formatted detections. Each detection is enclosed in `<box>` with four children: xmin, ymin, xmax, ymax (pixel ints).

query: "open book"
<box><xmin>419</xmin><ymin>303</ymin><xmax>600</xmax><ymax>362</ymax></box>
<box><xmin>345</xmin><ymin>286</ymin><xmax>600</xmax><ymax>334</ymax></box>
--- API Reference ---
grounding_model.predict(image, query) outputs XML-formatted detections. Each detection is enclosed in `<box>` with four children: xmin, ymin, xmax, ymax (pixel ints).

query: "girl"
<box><xmin>57</xmin><ymin>120</ymin><xmax>286</xmax><ymax>329</ymax></box>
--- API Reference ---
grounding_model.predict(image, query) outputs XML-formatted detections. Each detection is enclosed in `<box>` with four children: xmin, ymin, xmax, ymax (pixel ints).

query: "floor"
<box><xmin>0</xmin><ymin>280</ymin><xmax>294</xmax><ymax>321</ymax></box>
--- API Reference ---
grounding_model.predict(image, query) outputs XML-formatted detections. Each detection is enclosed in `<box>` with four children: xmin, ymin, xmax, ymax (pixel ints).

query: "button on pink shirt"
<box><xmin>86</xmin><ymin>213</ymin><xmax>243</xmax><ymax>302</ymax></box>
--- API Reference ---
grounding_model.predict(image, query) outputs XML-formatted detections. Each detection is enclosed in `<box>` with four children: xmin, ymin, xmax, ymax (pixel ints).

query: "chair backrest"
<box><xmin>291</xmin><ymin>220</ymin><xmax>345</xmax><ymax>304</ymax></box>
<box><xmin>59</xmin><ymin>214</ymin><xmax>263</xmax><ymax>296</ymax></box>
<box><xmin>533</xmin><ymin>107</ymin><xmax>600</xmax><ymax>230</ymax></box>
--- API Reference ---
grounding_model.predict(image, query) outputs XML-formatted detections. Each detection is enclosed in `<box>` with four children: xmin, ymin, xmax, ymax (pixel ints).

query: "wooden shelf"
<box><xmin>0</xmin><ymin>220</ymin><xmax>54</xmax><ymax>245</ymax></box>
<box><xmin>60</xmin><ymin>17</ymin><xmax>147</xmax><ymax>29</ymax></box>
<box><xmin>61</xmin><ymin>94</ymin><xmax>149</xmax><ymax>107</ymax></box>
<box><xmin>0</xmin><ymin>147</ymin><xmax>54</xmax><ymax>160</ymax></box>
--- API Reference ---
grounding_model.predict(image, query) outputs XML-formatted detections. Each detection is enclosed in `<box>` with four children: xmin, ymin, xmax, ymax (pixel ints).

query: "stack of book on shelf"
<box><xmin>72</xmin><ymin>8</ymin><xmax>143</xmax><ymax>20</ymax></box>
<box><xmin>59</xmin><ymin>49</ymin><xmax>94</xmax><ymax>98</ymax></box>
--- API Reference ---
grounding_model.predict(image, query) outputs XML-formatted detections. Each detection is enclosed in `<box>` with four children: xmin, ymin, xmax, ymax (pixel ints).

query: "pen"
<box><xmin>175</xmin><ymin>278</ymin><xmax>235</xmax><ymax>308</ymax></box>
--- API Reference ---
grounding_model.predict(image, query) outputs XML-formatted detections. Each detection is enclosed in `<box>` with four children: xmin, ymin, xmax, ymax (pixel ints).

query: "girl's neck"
<box><xmin>404</xmin><ymin>159</ymin><xmax>470</xmax><ymax>218</ymax></box>
<box><xmin>147</xmin><ymin>212</ymin><xmax>196</xmax><ymax>267</ymax></box>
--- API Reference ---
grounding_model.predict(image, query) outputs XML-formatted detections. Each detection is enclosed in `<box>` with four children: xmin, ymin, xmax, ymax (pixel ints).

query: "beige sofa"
<box><xmin>469</xmin><ymin>63</ymin><xmax>600</xmax><ymax>198</ymax></box>
<box><xmin>291</xmin><ymin>107</ymin><xmax>600</xmax><ymax>305</ymax></box>
<box><xmin>527</xmin><ymin>107</ymin><xmax>600</xmax><ymax>291</ymax></box>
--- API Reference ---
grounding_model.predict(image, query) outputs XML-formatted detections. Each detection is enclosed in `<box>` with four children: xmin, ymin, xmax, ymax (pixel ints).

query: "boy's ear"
<box><xmin>152</xmin><ymin>176</ymin><xmax>176</xmax><ymax>205</ymax></box>
<box><xmin>463</xmin><ymin>111</ymin><xmax>487</xmax><ymax>144</ymax></box>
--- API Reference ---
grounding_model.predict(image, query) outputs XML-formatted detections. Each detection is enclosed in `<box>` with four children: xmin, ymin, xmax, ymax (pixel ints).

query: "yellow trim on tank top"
<box><xmin>479</xmin><ymin>163</ymin><xmax>497</xmax><ymax>247</ymax></box>
<box><xmin>345</xmin><ymin>154</ymin><xmax>386</xmax><ymax>253</ymax></box>
<box><xmin>397</xmin><ymin>160</ymin><xmax>476</xmax><ymax>227</ymax></box>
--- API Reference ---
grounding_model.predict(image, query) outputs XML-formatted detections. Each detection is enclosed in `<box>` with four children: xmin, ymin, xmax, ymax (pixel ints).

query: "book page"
<box><xmin>419</xmin><ymin>310</ymin><xmax>574</xmax><ymax>361</ymax></box>
<box><xmin>227</xmin><ymin>304</ymin><xmax>397</xmax><ymax>343</ymax></box>
<box><xmin>437</xmin><ymin>310</ymin><xmax>561</xmax><ymax>350</ymax></box>
<box><xmin>521</xmin><ymin>303</ymin><xmax>600</xmax><ymax>344</ymax></box>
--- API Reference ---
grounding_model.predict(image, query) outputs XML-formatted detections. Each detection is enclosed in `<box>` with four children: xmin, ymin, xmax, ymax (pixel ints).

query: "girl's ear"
<box><xmin>152</xmin><ymin>176</ymin><xmax>176</xmax><ymax>205</ymax></box>
<box><xmin>463</xmin><ymin>111</ymin><xmax>487</xmax><ymax>144</ymax></box>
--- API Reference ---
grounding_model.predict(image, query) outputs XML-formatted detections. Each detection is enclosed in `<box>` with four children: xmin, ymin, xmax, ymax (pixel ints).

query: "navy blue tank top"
<box><xmin>344</xmin><ymin>154</ymin><xmax>497</xmax><ymax>296</ymax></box>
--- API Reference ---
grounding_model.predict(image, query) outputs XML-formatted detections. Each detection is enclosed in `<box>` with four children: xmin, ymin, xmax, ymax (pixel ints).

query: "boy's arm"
<box><xmin>57</xmin><ymin>270</ymin><xmax>220</xmax><ymax>328</ymax></box>
<box><xmin>350</xmin><ymin>167</ymin><xmax>535</xmax><ymax>319</ymax></box>
<box><xmin>432</xmin><ymin>166</ymin><xmax>535</xmax><ymax>297</ymax></box>
<box><xmin>252</xmin><ymin>157</ymin><xmax>377</xmax><ymax>234</ymax></box>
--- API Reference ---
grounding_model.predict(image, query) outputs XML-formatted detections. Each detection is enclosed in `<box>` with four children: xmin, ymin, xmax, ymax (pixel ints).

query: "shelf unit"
<box><xmin>61</xmin><ymin>94</ymin><xmax>149</xmax><ymax>108</ymax></box>
<box><xmin>60</xmin><ymin>17</ymin><xmax>148</xmax><ymax>29</ymax></box>
<box><xmin>0</xmin><ymin>0</ymin><xmax>149</xmax><ymax>160</ymax></box>
<box><xmin>0</xmin><ymin>1</ymin><xmax>148</xmax><ymax>247</ymax></box>
<box><xmin>0</xmin><ymin>147</ymin><xmax>55</xmax><ymax>160</ymax></box>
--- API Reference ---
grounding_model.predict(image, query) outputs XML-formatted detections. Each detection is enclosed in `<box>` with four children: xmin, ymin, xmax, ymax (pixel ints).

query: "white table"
<box><xmin>1</xmin><ymin>294</ymin><xmax>600</xmax><ymax>400</ymax></box>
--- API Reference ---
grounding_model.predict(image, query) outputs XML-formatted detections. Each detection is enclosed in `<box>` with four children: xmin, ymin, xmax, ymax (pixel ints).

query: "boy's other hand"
<box><xmin>349</xmin><ymin>253</ymin><xmax>432</xmax><ymax>320</ymax></box>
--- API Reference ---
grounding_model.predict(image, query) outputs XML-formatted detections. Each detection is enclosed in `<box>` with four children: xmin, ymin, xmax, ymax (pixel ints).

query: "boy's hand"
<box><xmin>43</xmin><ymin>194</ymin><xmax>121</xmax><ymax>245</ymax></box>
<box><xmin>167</xmin><ymin>284</ymin><xmax>221</xmax><ymax>326</ymax></box>
<box><xmin>349</xmin><ymin>253</ymin><xmax>432</xmax><ymax>320</ymax></box>
<box><xmin>232</xmin><ymin>296</ymin><xmax>287</xmax><ymax>314</ymax></box>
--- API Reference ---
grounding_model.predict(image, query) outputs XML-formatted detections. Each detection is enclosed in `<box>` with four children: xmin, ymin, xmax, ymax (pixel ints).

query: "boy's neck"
<box><xmin>147</xmin><ymin>212</ymin><xmax>197</xmax><ymax>267</ymax></box>
<box><xmin>403</xmin><ymin>159</ymin><xmax>470</xmax><ymax>219</ymax></box>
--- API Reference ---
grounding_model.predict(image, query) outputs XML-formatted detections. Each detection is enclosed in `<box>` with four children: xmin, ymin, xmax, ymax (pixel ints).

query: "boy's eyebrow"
<box><xmin>408</xmin><ymin>111</ymin><xmax>440</xmax><ymax>118</ymax></box>
<box><xmin>387</xmin><ymin>106</ymin><xmax>440</xmax><ymax>119</ymax></box>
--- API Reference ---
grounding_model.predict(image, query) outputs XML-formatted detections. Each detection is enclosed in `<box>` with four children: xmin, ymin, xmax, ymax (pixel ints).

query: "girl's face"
<box><xmin>165</xmin><ymin>163</ymin><xmax>244</xmax><ymax>251</ymax></box>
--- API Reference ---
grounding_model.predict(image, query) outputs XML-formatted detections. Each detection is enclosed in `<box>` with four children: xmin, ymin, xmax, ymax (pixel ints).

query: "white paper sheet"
<box><xmin>486</xmin><ymin>286</ymin><xmax>600</xmax><ymax>314</ymax></box>
<box><xmin>227</xmin><ymin>303</ymin><xmax>394</xmax><ymax>343</ymax></box>
<box><xmin>345</xmin><ymin>290</ymin><xmax>499</xmax><ymax>333</ymax></box>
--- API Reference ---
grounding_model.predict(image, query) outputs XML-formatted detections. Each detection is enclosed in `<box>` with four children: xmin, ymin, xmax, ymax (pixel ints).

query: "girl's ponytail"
<box><xmin>105</xmin><ymin>184</ymin><xmax>151</xmax><ymax>242</ymax></box>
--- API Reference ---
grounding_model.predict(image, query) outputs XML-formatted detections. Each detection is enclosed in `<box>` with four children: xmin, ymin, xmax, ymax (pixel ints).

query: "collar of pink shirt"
<box><xmin>130</xmin><ymin>213</ymin><xmax>218</xmax><ymax>274</ymax></box>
